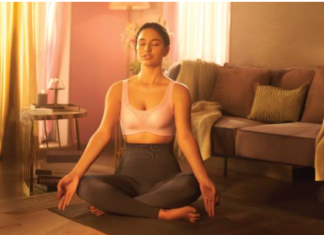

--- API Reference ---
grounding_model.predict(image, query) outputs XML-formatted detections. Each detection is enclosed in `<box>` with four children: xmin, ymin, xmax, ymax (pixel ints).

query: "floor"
<box><xmin>1</xmin><ymin>142</ymin><xmax>324</xmax><ymax>234</ymax></box>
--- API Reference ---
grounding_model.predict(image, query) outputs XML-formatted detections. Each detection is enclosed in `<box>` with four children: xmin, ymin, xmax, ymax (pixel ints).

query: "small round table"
<box><xmin>31</xmin><ymin>108</ymin><xmax>87</xmax><ymax>150</ymax></box>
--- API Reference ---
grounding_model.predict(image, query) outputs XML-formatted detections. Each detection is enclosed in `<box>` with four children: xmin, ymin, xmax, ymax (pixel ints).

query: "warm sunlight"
<box><xmin>1</xmin><ymin>2</ymin><xmax>324</xmax><ymax>234</ymax></box>
<box><xmin>178</xmin><ymin>2</ymin><xmax>231</xmax><ymax>65</ymax></box>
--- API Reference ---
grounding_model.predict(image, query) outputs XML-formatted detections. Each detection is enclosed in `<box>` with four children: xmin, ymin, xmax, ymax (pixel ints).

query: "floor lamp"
<box><xmin>108</xmin><ymin>2</ymin><xmax>150</xmax><ymax>23</ymax></box>
<box><xmin>108</xmin><ymin>2</ymin><xmax>150</xmax><ymax>76</ymax></box>
<box><xmin>108</xmin><ymin>2</ymin><xmax>150</xmax><ymax>167</ymax></box>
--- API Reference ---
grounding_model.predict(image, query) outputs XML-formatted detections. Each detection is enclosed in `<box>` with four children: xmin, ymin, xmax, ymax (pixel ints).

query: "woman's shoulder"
<box><xmin>105</xmin><ymin>80</ymin><xmax>126</xmax><ymax>102</ymax></box>
<box><xmin>109</xmin><ymin>80</ymin><xmax>124</xmax><ymax>91</ymax></box>
<box><xmin>172</xmin><ymin>80</ymin><xmax>189</xmax><ymax>92</ymax></box>
<box><xmin>172</xmin><ymin>80</ymin><xmax>191</xmax><ymax>103</ymax></box>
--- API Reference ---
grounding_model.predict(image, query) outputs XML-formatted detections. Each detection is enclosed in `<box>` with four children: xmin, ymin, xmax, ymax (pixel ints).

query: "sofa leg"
<box><xmin>224</xmin><ymin>156</ymin><xmax>228</xmax><ymax>176</ymax></box>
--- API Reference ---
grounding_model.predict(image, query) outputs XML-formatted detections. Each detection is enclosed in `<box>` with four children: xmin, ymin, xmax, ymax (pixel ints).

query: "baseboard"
<box><xmin>207</xmin><ymin>157</ymin><xmax>297</xmax><ymax>182</ymax></box>
<box><xmin>36</xmin><ymin>141</ymin><xmax>314</xmax><ymax>183</ymax></box>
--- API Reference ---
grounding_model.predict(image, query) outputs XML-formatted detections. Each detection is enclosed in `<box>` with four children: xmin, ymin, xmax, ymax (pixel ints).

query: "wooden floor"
<box><xmin>1</xmin><ymin>143</ymin><xmax>324</xmax><ymax>234</ymax></box>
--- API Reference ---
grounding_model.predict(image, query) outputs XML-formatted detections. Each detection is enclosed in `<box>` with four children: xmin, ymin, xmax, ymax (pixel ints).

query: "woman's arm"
<box><xmin>70</xmin><ymin>81</ymin><xmax>122</xmax><ymax>178</ymax></box>
<box><xmin>173</xmin><ymin>83</ymin><xmax>210</xmax><ymax>183</ymax></box>
<box><xmin>173</xmin><ymin>83</ymin><xmax>219</xmax><ymax>217</ymax></box>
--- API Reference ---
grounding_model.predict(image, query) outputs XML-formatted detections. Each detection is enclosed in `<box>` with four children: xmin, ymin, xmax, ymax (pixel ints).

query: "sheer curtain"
<box><xmin>35</xmin><ymin>2</ymin><xmax>70</xmax><ymax>144</ymax></box>
<box><xmin>177</xmin><ymin>2</ymin><xmax>231</xmax><ymax>65</ymax></box>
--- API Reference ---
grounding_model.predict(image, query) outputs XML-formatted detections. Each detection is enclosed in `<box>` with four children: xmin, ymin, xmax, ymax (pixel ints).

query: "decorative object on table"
<box><xmin>30</xmin><ymin>103</ymin><xmax>80</xmax><ymax>112</ymax></box>
<box><xmin>47</xmin><ymin>78</ymin><xmax>65</xmax><ymax>105</ymax></box>
<box><xmin>37</xmin><ymin>89</ymin><xmax>48</xmax><ymax>106</ymax></box>
<box><xmin>120</xmin><ymin>17</ymin><xmax>173</xmax><ymax>75</ymax></box>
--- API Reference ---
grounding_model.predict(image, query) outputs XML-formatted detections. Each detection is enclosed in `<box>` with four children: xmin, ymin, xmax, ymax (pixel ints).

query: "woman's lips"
<box><xmin>142</xmin><ymin>54</ymin><xmax>153</xmax><ymax>60</ymax></box>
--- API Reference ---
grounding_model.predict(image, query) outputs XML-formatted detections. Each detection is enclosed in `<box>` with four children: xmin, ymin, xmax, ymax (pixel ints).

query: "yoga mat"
<box><xmin>49</xmin><ymin>199</ymin><xmax>276</xmax><ymax>235</ymax></box>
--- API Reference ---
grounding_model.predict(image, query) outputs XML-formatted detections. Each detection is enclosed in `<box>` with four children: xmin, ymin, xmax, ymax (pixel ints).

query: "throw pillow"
<box><xmin>248</xmin><ymin>83</ymin><xmax>309</xmax><ymax>123</ymax></box>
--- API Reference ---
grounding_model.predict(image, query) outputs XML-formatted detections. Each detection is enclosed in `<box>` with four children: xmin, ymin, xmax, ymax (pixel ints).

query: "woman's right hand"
<box><xmin>57</xmin><ymin>173</ymin><xmax>80</xmax><ymax>211</ymax></box>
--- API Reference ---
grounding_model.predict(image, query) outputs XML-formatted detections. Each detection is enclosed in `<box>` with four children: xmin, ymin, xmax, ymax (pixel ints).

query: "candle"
<box><xmin>37</xmin><ymin>90</ymin><xmax>48</xmax><ymax>106</ymax></box>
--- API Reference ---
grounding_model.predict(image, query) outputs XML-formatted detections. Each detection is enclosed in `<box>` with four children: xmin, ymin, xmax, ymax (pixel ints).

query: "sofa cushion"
<box><xmin>248</xmin><ymin>83</ymin><xmax>309</xmax><ymax>123</ymax></box>
<box><xmin>270</xmin><ymin>69</ymin><xmax>315</xmax><ymax>89</ymax></box>
<box><xmin>225</xmin><ymin>63</ymin><xmax>314</xmax><ymax>89</ymax></box>
<box><xmin>167</xmin><ymin>62</ymin><xmax>181</xmax><ymax>81</ymax></box>
<box><xmin>212</xmin><ymin>116</ymin><xmax>264</xmax><ymax>156</ymax></box>
<box><xmin>210</xmin><ymin>67</ymin><xmax>271</xmax><ymax>118</ymax></box>
<box><xmin>236</xmin><ymin>122</ymin><xmax>321</xmax><ymax>166</ymax></box>
<box><xmin>301</xmin><ymin>66</ymin><xmax>324</xmax><ymax>124</ymax></box>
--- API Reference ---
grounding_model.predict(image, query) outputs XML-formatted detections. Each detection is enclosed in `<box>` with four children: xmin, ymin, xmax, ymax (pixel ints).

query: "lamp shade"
<box><xmin>47</xmin><ymin>78</ymin><xmax>65</xmax><ymax>90</ymax></box>
<box><xmin>108</xmin><ymin>2</ymin><xmax>150</xmax><ymax>11</ymax></box>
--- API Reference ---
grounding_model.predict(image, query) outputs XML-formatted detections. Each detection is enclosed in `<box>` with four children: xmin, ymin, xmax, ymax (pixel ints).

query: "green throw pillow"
<box><xmin>248</xmin><ymin>83</ymin><xmax>309</xmax><ymax>123</ymax></box>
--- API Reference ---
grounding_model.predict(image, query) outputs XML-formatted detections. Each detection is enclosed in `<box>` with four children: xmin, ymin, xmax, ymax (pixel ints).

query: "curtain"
<box><xmin>0</xmin><ymin>2</ymin><xmax>70</xmax><ymax>162</ymax></box>
<box><xmin>0</xmin><ymin>3</ymin><xmax>14</xmax><ymax>157</ymax></box>
<box><xmin>35</xmin><ymin>2</ymin><xmax>70</xmax><ymax>143</ymax></box>
<box><xmin>177</xmin><ymin>2</ymin><xmax>231</xmax><ymax>65</ymax></box>
<box><xmin>0</xmin><ymin>3</ymin><xmax>37</xmax><ymax>164</ymax></box>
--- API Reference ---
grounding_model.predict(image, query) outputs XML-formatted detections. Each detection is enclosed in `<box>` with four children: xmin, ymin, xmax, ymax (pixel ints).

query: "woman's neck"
<box><xmin>136</xmin><ymin>66</ymin><xmax>165</xmax><ymax>85</ymax></box>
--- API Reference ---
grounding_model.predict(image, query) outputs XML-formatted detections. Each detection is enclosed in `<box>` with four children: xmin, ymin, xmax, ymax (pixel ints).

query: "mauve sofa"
<box><xmin>168</xmin><ymin>62</ymin><xmax>324</xmax><ymax>176</ymax></box>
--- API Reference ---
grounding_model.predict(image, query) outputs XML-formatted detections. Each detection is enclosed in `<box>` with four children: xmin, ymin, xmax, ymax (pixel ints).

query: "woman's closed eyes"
<box><xmin>139</xmin><ymin>43</ymin><xmax>160</xmax><ymax>46</ymax></box>
<box><xmin>138</xmin><ymin>38</ymin><xmax>161</xmax><ymax>46</ymax></box>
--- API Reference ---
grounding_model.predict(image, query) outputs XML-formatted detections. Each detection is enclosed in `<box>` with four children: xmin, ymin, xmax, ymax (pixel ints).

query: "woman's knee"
<box><xmin>77</xmin><ymin>175</ymin><xmax>121</xmax><ymax>201</ymax></box>
<box><xmin>76</xmin><ymin>175</ymin><xmax>99</xmax><ymax>198</ymax></box>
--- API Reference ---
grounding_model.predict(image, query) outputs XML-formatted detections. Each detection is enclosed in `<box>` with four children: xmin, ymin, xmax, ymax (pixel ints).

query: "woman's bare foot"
<box><xmin>88</xmin><ymin>204</ymin><xmax>106</xmax><ymax>216</ymax></box>
<box><xmin>158</xmin><ymin>206</ymin><xmax>200</xmax><ymax>223</ymax></box>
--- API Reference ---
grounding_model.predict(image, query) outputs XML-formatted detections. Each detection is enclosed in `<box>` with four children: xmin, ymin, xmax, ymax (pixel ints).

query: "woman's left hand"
<box><xmin>199</xmin><ymin>178</ymin><xmax>220</xmax><ymax>217</ymax></box>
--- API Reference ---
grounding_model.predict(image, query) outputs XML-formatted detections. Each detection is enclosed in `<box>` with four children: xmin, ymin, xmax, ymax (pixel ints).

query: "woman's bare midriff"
<box><xmin>124</xmin><ymin>132</ymin><xmax>175</xmax><ymax>144</ymax></box>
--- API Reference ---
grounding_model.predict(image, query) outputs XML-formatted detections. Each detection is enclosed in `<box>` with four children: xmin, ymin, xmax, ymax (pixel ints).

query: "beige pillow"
<box><xmin>248</xmin><ymin>83</ymin><xmax>309</xmax><ymax>123</ymax></box>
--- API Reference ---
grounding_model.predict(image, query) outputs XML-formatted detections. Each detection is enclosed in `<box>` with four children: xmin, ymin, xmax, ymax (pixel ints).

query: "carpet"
<box><xmin>0</xmin><ymin>192</ymin><xmax>85</xmax><ymax>214</ymax></box>
<box><xmin>49</xmin><ymin>198</ymin><xmax>278</xmax><ymax>235</ymax></box>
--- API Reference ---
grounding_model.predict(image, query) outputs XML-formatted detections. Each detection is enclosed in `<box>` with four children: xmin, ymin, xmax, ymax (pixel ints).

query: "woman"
<box><xmin>57</xmin><ymin>22</ymin><xmax>220</xmax><ymax>223</ymax></box>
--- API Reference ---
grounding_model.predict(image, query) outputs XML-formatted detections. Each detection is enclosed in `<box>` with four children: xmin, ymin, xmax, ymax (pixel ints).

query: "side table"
<box><xmin>20</xmin><ymin>108</ymin><xmax>87</xmax><ymax>195</ymax></box>
<box><xmin>32</xmin><ymin>109</ymin><xmax>87</xmax><ymax>150</ymax></box>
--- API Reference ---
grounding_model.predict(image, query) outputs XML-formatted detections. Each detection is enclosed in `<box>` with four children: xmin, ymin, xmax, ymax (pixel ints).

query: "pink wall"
<box><xmin>163</xmin><ymin>2</ymin><xmax>179</xmax><ymax>66</ymax></box>
<box><xmin>70</xmin><ymin>2</ymin><xmax>127</xmax><ymax>144</ymax></box>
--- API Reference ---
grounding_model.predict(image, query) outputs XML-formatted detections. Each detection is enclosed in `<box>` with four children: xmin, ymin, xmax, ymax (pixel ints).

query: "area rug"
<box><xmin>48</xmin><ymin>198</ymin><xmax>278</xmax><ymax>235</ymax></box>
<box><xmin>0</xmin><ymin>192</ymin><xmax>84</xmax><ymax>214</ymax></box>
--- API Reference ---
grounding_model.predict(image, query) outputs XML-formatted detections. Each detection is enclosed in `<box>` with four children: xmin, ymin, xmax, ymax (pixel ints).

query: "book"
<box><xmin>37</xmin><ymin>175</ymin><xmax>62</xmax><ymax>186</ymax></box>
<box><xmin>35</xmin><ymin>168</ymin><xmax>70</xmax><ymax>177</ymax></box>
<box><xmin>30</xmin><ymin>103</ymin><xmax>80</xmax><ymax>112</ymax></box>
<box><xmin>35</xmin><ymin>158</ymin><xmax>115</xmax><ymax>177</ymax></box>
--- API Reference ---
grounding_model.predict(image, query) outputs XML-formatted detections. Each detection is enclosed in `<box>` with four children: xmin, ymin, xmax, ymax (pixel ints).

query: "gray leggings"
<box><xmin>76</xmin><ymin>143</ymin><xmax>201</xmax><ymax>219</ymax></box>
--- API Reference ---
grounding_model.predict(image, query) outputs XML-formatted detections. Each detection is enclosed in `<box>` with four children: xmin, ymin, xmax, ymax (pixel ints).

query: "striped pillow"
<box><xmin>248</xmin><ymin>83</ymin><xmax>309</xmax><ymax>123</ymax></box>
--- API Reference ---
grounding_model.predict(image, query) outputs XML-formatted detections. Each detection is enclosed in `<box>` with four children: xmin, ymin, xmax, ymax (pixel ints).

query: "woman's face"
<box><xmin>136</xmin><ymin>28</ymin><xmax>169</xmax><ymax>67</ymax></box>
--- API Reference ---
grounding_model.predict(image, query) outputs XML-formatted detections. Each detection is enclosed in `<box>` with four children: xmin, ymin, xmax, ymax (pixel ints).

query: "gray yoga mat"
<box><xmin>49</xmin><ymin>198</ymin><xmax>276</xmax><ymax>235</ymax></box>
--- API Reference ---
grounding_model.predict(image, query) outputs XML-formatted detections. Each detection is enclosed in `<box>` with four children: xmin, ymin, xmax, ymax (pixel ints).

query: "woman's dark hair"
<box><xmin>135</xmin><ymin>22</ymin><xmax>170</xmax><ymax>50</ymax></box>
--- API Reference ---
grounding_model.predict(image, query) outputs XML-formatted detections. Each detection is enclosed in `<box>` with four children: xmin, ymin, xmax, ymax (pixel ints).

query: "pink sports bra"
<box><xmin>119</xmin><ymin>79</ymin><xmax>176</xmax><ymax>136</ymax></box>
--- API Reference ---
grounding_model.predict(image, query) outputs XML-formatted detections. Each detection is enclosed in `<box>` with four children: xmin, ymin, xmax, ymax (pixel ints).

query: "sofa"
<box><xmin>168</xmin><ymin>62</ymin><xmax>324</xmax><ymax>177</ymax></box>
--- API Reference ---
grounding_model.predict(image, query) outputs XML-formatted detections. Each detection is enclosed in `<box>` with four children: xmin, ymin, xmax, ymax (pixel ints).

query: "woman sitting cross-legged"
<box><xmin>57</xmin><ymin>22</ymin><xmax>220</xmax><ymax>223</ymax></box>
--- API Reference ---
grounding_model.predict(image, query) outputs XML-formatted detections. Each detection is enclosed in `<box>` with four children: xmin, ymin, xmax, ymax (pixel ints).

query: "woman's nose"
<box><xmin>144</xmin><ymin>44</ymin><xmax>151</xmax><ymax>52</ymax></box>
